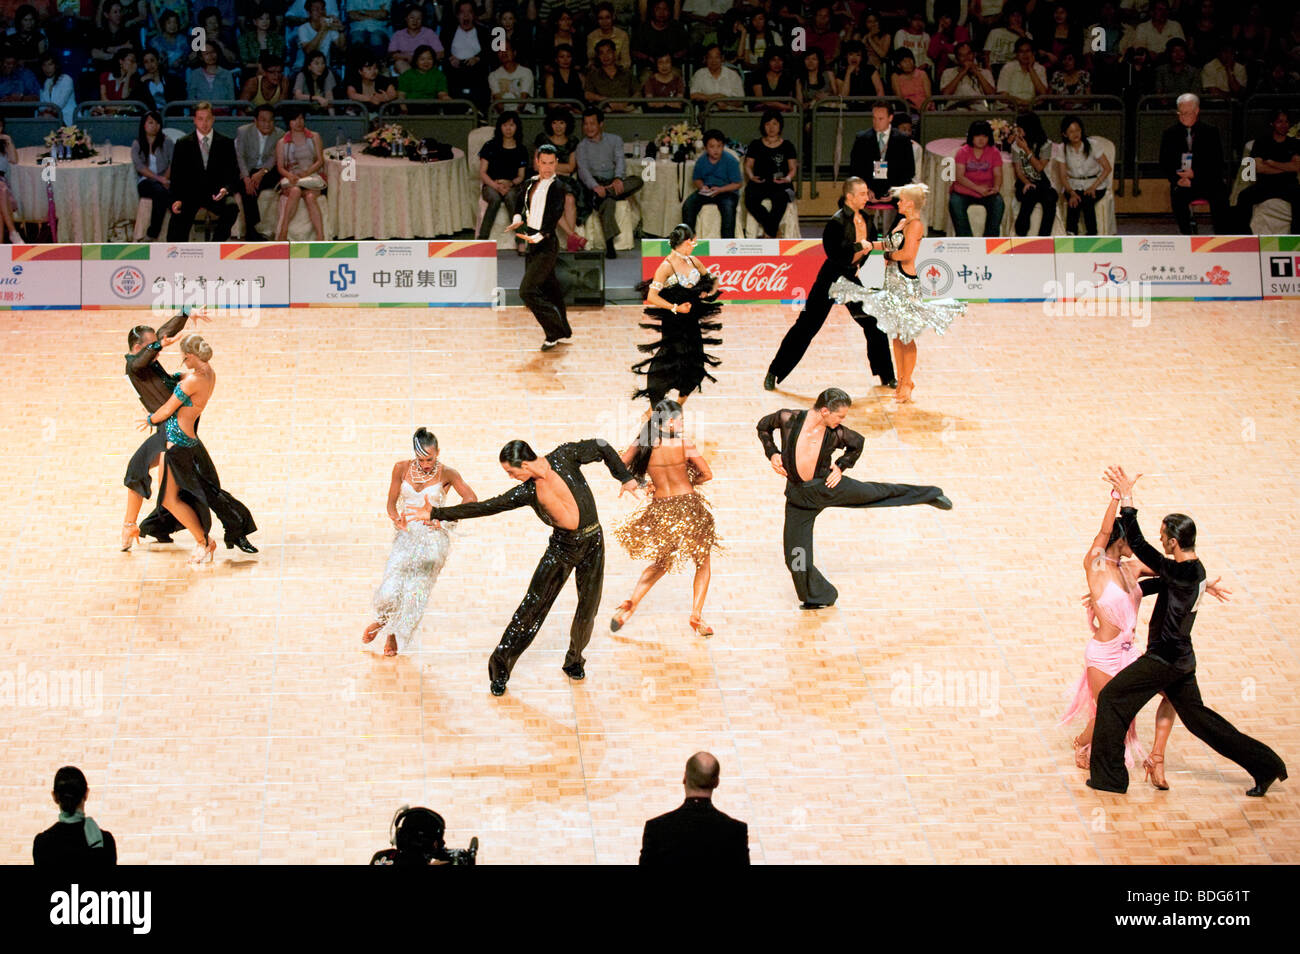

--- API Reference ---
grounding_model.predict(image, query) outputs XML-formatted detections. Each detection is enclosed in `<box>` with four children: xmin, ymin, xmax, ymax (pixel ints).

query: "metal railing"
<box><xmin>6</xmin><ymin>102</ymin><xmax>72</xmax><ymax>148</ymax></box>
<box><xmin>379</xmin><ymin>98</ymin><xmax>481</xmax><ymax>149</ymax></box>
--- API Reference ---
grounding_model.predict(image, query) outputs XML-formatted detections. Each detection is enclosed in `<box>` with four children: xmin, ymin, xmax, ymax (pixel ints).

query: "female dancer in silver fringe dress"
<box><xmin>363</xmin><ymin>428</ymin><xmax>477</xmax><ymax>657</ymax></box>
<box><xmin>830</xmin><ymin>183</ymin><xmax>964</xmax><ymax>404</ymax></box>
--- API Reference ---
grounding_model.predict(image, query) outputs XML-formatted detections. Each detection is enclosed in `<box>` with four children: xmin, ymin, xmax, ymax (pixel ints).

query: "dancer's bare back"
<box><xmin>645</xmin><ymin>439</ymin><xmax>712</xmax><ymax>497</ymax></box>
<box><xmin>535</xmin><ymin>470</ymin><xmax>580</xmax><ymax>530</ymax></box>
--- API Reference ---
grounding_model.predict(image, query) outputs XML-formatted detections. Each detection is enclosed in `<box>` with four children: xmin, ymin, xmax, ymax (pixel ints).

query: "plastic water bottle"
<box><xmin>335</xmin><ymin>130</ymin><xmax>344</xmax><ymax>157</ymax></box>
<box><xmin>104</xmin><ymin>138</ymin><xmax>112</xmax><ymax>163</ymax></box>
<box><xmin>345</xmin><ymin>138</ymin><xmax>352</xmax><ymax>158</ymax></box>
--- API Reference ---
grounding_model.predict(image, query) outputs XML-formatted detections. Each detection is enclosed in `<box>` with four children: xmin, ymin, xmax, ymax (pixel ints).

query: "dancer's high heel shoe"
<box><xmin>1143</xmin><ymin>754</ymin><xmax>1170</xmax><ymax>790</ymax></box>
<box><xmin>189</xmin><ymin>536</ymin><xmax>216</xmax><ymax>565</ymax></box>
<box><xmin>689</xmin><ymin>614</ymin><xmax>714</xmax><ymax>638</ymax></box>
<box><xmin>120</xmin><ymin>522</ymin><xmax>139</xmax><ymax>552</ymax></box>
<box><xmin>610</xmin><ymin>600</ymin><xmax>634</xmax><ymax>632</ymax></box>
<box><xmin>362</xmin><ymin>622</ymin><xmax>382</xmax><ymax>644</ymax></box>
<box><xmin>1073</xmin><ymin>737</ymin><xmax>1091</xmax><ymax>769</ymax></box>
<box><xmin>895</xmin><ymin>382</ymin><xmax>915</xmax><ymax>404</ymax></box>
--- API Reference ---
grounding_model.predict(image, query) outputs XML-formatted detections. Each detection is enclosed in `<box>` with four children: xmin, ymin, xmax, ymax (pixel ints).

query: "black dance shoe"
<box><xmin>540</xmin><ymin>339</ymin><xmax>559</xmax><ymax>351</ymax></box>
<box><xmin>562</xmin><ymin>662</ymin><xmax>586</xmax><ymax>680</ymax></box>
<box><xmin>1085</xmin><ymin>779</ymin><xmax>1127</xmax><ymax>794</ymax></box>
<box><xmin>1246</xmin><ymin>767</ymin><xmax>1287</xmax><ymax>797</ymax></box>
<box><xmin>800</xmin><ymin>601</ymin><xmax>832</xmax><ymax>610</ymax></box>
<box><xmin>490</xmin><ymin>678</ymin><xmax>508</xmax><ymax>696</ymax></box>
<box><xmin>227</xmin><ymin>537</ymin><xmax>259</xmax><ymax>553</ymax></box>
<box><xmin>763</xmin><ymin>373</ymin><xmax>776</xmax><ymax>391</ymax></box>
<box><xmin>882</xmin><ymin>378</ymin><xmax>899</xmax><ymax>388</ymax></box>
<box><xmin>928</xmin><ymin>494</ymin><xmax>953</xmax><ymax>511</ymax></box>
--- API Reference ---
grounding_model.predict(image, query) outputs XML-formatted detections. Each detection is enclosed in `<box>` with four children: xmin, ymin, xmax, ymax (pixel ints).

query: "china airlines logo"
<box><xmin>712</xmin><ymin>261</ymin><xmax>793</xmax><ymax>293</ymax></box>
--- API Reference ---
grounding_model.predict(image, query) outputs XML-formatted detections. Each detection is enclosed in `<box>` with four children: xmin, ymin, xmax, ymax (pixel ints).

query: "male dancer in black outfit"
<box><xmin>757</xmin><ymin>388</ymin><xmax>951</xmax><ymax>609</ymax></box>
<box><xmin>765</xmin><ymin>177</ymin><xmax>895</xmax><ymax>391</ymax></box>
<box><xmin>509</xmin><ymin>144</ymin><xmax>572</xmax><ymax>352</ymax></box>
<box><xmin>411</xmin><ymin>438</ymin><xmax>639</xmax><ymax>695</ymax></box>
<box><xmin>1088</xmin><ymin>466</ymin><xmax>1287</xmax><ymax>796</ymax></box>
<box><xmin>122</xmin><ymin>309</ymin><xmax>257</xmax><ymax>553</ymax></box>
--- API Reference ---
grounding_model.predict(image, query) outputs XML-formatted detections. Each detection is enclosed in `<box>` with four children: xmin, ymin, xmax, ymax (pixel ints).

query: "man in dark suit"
<box><xmin>510</xmin><ymin>144</ymin><xmax>572</xmax><ymax>350</ymax></box>
<box><xmin>640</xmin><ymin>752</ymin><xmax>749</xmax><ymax>865</ymax></box>
<box><xmin>1159</xmin><ymin>93</ymin><xmax>1229</xmax><ymax>234</ymax></box>
<box><xmin>167</xmin><ymin>101</ymin><xmax>240</xmax><ymax>241</ymax></box>
<box><xmin>234</xmin><ymin>103</ymin><xmax>284</xmax><ymax>240</ymax></box>
<box><xmin>849</xmin><ymin>100</ymin><xmax>916</xmax><ymax>238</ymax></box>
<box><xmin>765</xmin><ymin>177</ymin><xmax>895</xmax><ymax>390</ymax></box>
<box><xmin>442</xmin><ymin>0</ymin><xmax>494</xmax><ymax>114</ymax></box>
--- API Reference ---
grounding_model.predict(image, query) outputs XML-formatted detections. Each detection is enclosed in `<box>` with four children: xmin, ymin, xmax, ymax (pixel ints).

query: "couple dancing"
<box><xmin>1069</xmin><ymin>466</ymin><xmax>1287</xmax><ymax>797</ymax></box>
<box><xmin>765</xmin><ymin>178</ymin><xmax>963</xmax><ymax>405</ymax></box>
<box><xmin>364</xmin><ymin>408</ymin><xmax>723</xmax><ymax>684</ymax></box>
<box><xmin>120</xmin><ymin>310</ymin><xmax>257</xmax><ymax>564</ymax></box>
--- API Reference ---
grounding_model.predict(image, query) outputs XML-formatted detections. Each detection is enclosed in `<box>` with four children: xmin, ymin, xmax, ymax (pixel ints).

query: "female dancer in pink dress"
<box><xmin>1062</xmin><ymin>483</ymin><xmax>1228</xmax><ymax>787</ymax></box>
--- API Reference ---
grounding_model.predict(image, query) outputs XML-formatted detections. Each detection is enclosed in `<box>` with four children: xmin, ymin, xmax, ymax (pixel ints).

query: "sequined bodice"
<box><xmin>400</xmin><ymin>479</ymin><xmax>447</xmax><ymax>514</ymax></box>
<box><xmin>664</xmin><ymin>268</ymin><xmax>702</xmax><ymax>289</ymax></box>
<box><xmin>885</xmin><ymin>228</ymin><xmax>905</xmax><ymax>251</ymax></box>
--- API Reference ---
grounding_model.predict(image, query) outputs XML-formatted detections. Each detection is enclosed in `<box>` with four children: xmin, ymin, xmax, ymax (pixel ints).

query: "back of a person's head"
<box><xmin>52</xmin><ymin>766</ymin><xmax>88</xmax><ymax>814</ymax></box>
<box><xmin>684</xmin><ymin>752</ymin><xmax>721</xmax><ymax>792</ymax></box>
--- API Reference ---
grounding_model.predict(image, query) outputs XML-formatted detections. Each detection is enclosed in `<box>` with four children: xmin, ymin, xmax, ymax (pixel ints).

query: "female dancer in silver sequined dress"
<box><xmin>363</xmin><ymin>429</ymin><xmax>478</xmax><ymax>657</ymax></box>
<box><xmin>830</xmin><ymin>183</ymin><xmax>964</xmax><ymax>404</ymax></box>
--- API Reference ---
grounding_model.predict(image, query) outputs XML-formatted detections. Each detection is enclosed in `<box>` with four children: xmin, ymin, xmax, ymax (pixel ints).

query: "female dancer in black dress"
<box><xmin>611</xmin><ymin>400</ymin><xmax>720</xmax><ymax>637</ymax></box>
<box><xmin>134</xmin><ymin>333</ymin><xmax>256</xmax><ymax>564</ymax></box>
<box><xmin>632</xmin><ymin>224</ymin><xmax>723</xmax><ymax>408</ymax></box>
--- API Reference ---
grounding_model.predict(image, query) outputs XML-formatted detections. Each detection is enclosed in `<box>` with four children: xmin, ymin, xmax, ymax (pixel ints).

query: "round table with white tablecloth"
<box><xmin>922</xmin><ymin>136</ymin><xmax>1016</xmax><ymax>236</ymax></box>
<box><xmin>637</xmin><ymin>150</ymin><xmax>697</xmax><ymax>237</ymax></box>
<box><xmin>11</xmin><ymin>145</ymin><xmax>137</xmax><ymax>243</ymax></box>
<box><xmin>322</xmin><ymin>147</ymin><xmax>475</xmax><ymax>240</ymax></box>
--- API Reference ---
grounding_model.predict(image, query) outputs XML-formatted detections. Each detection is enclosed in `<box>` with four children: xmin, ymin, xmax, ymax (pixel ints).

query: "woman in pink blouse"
<box><xmin>947</xmin><ymin>119</ymin><xmax>1005</xmax><ymax>236</ymax></box>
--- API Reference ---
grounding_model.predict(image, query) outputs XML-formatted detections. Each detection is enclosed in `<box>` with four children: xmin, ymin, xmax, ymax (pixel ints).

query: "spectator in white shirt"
<box><xmin>940</xmin><ymin>40</ymin><xmax>995</xmax><ymax>109</ymax></box>
<box><xmin>285</xmin><ymin>0</ymin><xmax>340</xmax><ymax>28</ymax></box>
<box><xmin>296</xmin><ymin>0</ymin><xmax>347</xmax><ymax>72</ymax></box>
<box><xmin>996</xmin><ymin>38</ymin><xmax>1048</xmax><ymax>107</ymax></box>
<box><xmin>1200</xmin><ymin>40</ymin><xmax>1247</xmax><ymax>98</ymax></box>
<box><xmin>983</xmin><ymin>7</ymin><xmax>1032</xmax><ymax>68</ymax></box>
<box><xmin>690</xmin><ymin>43</ymin><xmax>745</xmax><ymax>109</ymax></box>
<box><xmin>37</xmin><ymin>52</ymin><xmax>75</xmax><ymax>125</ymax></box>
<box><xmin>488</xmin><ymin>44</ymin><xmax>534</xmax><ymax>109</ymax></box>
<box><xmin>1130</xmin><ymin>0</ymin><xmax>1183</xmax><ymax>56</ymax></box>
<box><xmin>893</xmin><ymin>12</ymin><xmax>931</xmax><ymax>73</ymax></box>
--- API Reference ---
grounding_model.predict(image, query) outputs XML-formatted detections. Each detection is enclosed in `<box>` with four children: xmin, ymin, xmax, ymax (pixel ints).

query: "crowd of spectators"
<box><xmin>0</xmin><ymin>2</ymin><xmax>1295</xmax><ymax>239</ymax></box>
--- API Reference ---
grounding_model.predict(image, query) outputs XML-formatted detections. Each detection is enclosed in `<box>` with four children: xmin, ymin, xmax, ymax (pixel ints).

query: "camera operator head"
<box><xmin>384</xmin><ymin>806</ymin><xmax>448</xmax><ymax>865</ymax></box>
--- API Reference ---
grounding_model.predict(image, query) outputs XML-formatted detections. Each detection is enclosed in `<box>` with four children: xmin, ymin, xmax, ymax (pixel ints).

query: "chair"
<box><xmin>911</xmin><ymin>140</ymin><xmax>923</xmax><ymax>184</ymax></box>
<box><xmin>693</xmin><ymin>147</ymin><xmax>744</xmax><ymax>239</ymax></box>
<box><xmin>465</xmin><ymin>124</ymin><xmax>515</xmax><ymax>248</ymax></box>
<box><xmin>1230</xmin><ymin>139</ymin><xmax>1295</xmax><ymax>235</ymax></box>
<box><xmin>737</xmin><ymin>188</ymin><xmax>801</xmax><ymax>238</ymax></box>
<box><xmin>261</xmin><ymin>189</ymin><xmax>328</xmax><ymax>241</ymax></box>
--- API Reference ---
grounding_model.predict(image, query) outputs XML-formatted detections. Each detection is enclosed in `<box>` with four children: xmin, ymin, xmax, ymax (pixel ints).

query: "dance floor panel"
<box><xmin>0</xmin><ymin>299</ymin><xmax>1296</xmax><ymax>864</ymax></box>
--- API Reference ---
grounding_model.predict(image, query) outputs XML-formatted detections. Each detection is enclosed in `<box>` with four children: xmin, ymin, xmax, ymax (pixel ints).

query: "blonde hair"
<box><xmin>889</xmin><ymin>183</ymin><xmax>928</xmax><ymax>210</ymax></box>
<box><xmin>180</xmin><ymin>333</ymin><xmax>213</xmax><ymax>362</ymax></box>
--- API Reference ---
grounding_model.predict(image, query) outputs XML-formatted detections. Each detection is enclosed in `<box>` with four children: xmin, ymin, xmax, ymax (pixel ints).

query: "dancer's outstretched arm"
<box><xmin>414</xmin><ymin>483</ymin><xmax>532</xmax><ymax>524</ymax></box>
<box><xmin>568</xmin><ymin>438</ymin><xmax>638</xmax><ymax>491</ymax></box>
<box><xmin>1085</xmin><ymin>496</ymin><xmax>1121</xmax><ymax>572</ymax></box>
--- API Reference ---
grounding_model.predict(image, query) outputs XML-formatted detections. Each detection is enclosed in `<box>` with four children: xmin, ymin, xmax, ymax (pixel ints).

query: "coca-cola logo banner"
<box><xmin>640</xmin><ymin>238</ymin><xmax>825</xmax><ymax>304</ymax></box>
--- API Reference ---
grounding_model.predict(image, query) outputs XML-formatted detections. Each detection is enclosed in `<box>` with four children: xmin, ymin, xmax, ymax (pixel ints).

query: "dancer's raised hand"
<box><xmin>769</xmin><ymin>452</ymin><xmax>787</xmax><ymax>477</ymax></box>
<box><xmin>1104</xmin><ymin>466</ymin><xmax>1141</xmax><ymax>497</ymax></box>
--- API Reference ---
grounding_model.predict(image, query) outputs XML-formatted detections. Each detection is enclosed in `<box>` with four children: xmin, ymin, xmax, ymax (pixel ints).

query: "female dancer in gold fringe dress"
<box><xmin>610</xmin><ymin>400</ymin><xmax>720</xmax><ymax>637</ymax></box>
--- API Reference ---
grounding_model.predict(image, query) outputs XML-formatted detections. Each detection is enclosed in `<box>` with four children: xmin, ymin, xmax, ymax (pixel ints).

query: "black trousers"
<box><xmin>489</xmin><ymin>526</ymin><xmax>604</xmax><ymax>684</ymax></box>
<box><xmin>1170</xmin><ymin>179</ymin><xmax>1229</xmax><ymax>234</ymax></box>
<box><xmin>1065</xmin><ymin>189</ymin><xmax>1106</xmax><ymax>235</ymax></box>
<box><xmin>1235</xmin><ymin>181</ymin><xmax>1300</xmax><ymax>234</ymax></box>
<box><xmin>782</xmin><ymin>477</ymin><xmax>944</xmax><ymax>605</ymax></box>
<box><xmin>136</xmin><ymin>179</ymin><xmax>171</xmax><ymax>239</ymax></box>
<box><xmin>768</xmin><ymin>267</ymin><xmax>895</xmax><ymax>384</ymax></box>
<box><xmin>1089</xmin><ymin>654</ymin><xmax>1287</xmax><ymax>793</ymax></box>
<box><xmin>745</xmin><ymin>181</ymin><xmax>790</xmax><ymax>237</ymax></box>
<box><xmin>1014</xmin><ymin>180</ymin><xmax>1057</xmax><ymax>236</ymax></box>
<box><xmin>166</xmin><ymin>197</ymin><xmax>239</xmax><ymax>241</ymax></box>
<box><xmin>239</xmin><ymin>170</ymin><xmax>282</xmax><ymax>237</ymax></box>
<box><xmin>519</xmin><ymin>235</ymin><xmax>570</xmax><ymax>341</ymax></box>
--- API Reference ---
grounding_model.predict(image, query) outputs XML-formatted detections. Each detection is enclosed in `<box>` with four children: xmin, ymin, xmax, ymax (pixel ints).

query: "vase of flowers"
<box><xmin>362</xmin><ymin>122</ymin><xmax>416</xmax><ymax>157</ymax></box>
<box><xmin>656</xmin><ymin>120</ymin><xmax>703</xmax><ymax>162</ymax></box>
<box><xmin>41</xmin><ymin>126</ymin><xmax>97</xmax><ymax>160</ymax></box>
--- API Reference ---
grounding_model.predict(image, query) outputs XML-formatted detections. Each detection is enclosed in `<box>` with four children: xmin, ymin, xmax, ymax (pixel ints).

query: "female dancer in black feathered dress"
<box><xmin>632</xmin><ymin>224</ymin><xmax>723</xmax><ymax>407</ymax></box>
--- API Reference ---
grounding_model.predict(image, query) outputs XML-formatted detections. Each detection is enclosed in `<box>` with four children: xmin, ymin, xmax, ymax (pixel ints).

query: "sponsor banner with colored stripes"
<box><xmin>287</xmin><ymin>240</ymin><xmax>496</xmax><ymax>306</ymax></box>
<box><xmin>81</xmin><ymin>241</ymin><xmax>290</xmax><ymax>308</ymax></box>
<box><xmin>1259</xmin><ymin>236</ymin><xmax>1300</xmax><ymax>299</ymax></box>
<box><xmin>0</xmin><ymin>244</ymin><xmax>81</xmax><ymax>309</ymax></box>
<box><xmin>1053</xmin><ymin>235</ymin><xmax>1262</xmax><ymax>300</ymax></box>
<box><xmin>914</xmin><ymin>237</ymin><xmax>1057</xmax><ymax>302</ymax></box>
<box><xmin>641</xmin><ymin>238</ymin><xmax>825</xmax><ymax>303</ymax></box>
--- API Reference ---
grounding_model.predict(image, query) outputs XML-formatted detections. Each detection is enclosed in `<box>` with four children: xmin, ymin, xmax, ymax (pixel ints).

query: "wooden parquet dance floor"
<box><xmin>1</xmin><ymin>297</ymin><xmax>1297</xmax><ymax>864</ymax></box>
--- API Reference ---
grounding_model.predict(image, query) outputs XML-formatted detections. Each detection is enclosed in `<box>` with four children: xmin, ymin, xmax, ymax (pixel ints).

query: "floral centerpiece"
<box><xmin>1290</xmin><ymin>121</ymin><xmax>1300</xmax><ymax>139</ymax></box>
<box><xmin>656</xmin><ymin>121</ymin><xmax>703</xmax><ymax>161</ymax></box>
<box><xmin>41</xmin><ymin>126</ymin><xmax>97</xmax><ymax>160</ymax></box>
<box><xmin>362</xmin><ymin>122</ymin><xmax>417</xmax><ymax>157</ymax></box>
<box><xmin>986</xmin><ymin>118</ymin><xmax>1016</xmax><ymax>151</ymax></box>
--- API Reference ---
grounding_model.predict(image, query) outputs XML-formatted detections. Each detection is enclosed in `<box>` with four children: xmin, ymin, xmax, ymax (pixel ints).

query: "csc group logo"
<box><xmin>110</xmin><ymin>266</ymin><xmax>146</xmax><ymax>299</ymax></box>
<box><xmin>329</xmin><ymin>263</ymin><xmax>357</xmax><ymax>292</ymax></box>
<box><xmin>918</xmin><ymin>259</ymin><xmax>954</xmax><ymax>296</ymax></box>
